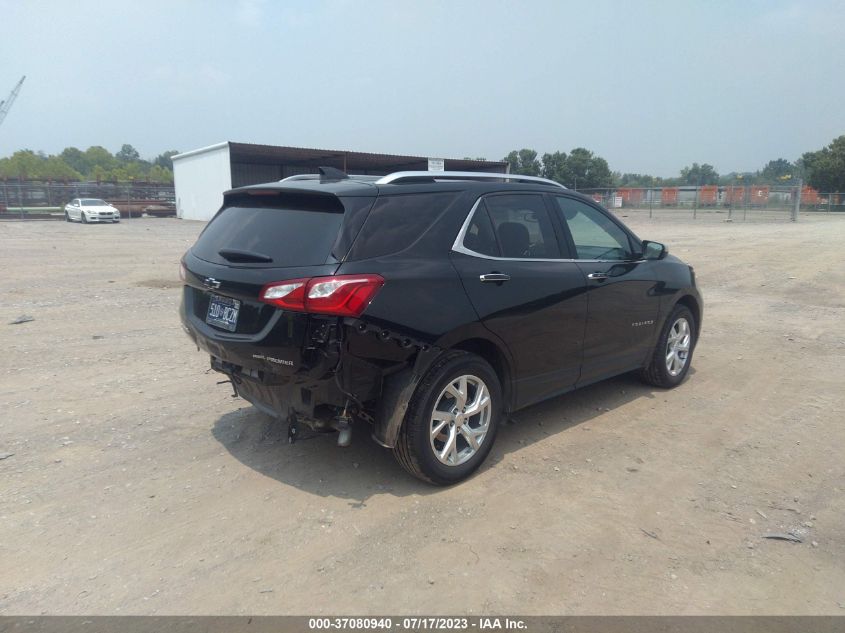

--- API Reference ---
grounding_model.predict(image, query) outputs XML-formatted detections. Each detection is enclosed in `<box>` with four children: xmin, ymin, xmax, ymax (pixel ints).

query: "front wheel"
<box><xmin>65</xmin><ymin>212</ymin><xmax>71</xmax><ymax>222</ymax></box>
<box><xmin>640</xmin><ymin>305</ymin><xmax>696</xmax><ymax>388</ymax></box>
<box><xmin>81</xmin><ymin>212</ymin><xmax>88</xmax><ymax>224</ymax></box>
<box><xmin>393</xmin><ymin>351</ymin><xmax>501</xmax><ymax>485</ymax></box>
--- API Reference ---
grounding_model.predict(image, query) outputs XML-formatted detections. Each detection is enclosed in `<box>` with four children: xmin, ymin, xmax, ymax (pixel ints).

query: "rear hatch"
<box><xmin>181</xmin><ymin>188</ymin><xmax>375</xmax><ymax>374</ymax></box>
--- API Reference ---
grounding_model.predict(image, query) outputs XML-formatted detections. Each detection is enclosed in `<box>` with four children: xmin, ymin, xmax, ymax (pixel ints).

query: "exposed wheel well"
<box><xmin>450</xmin><ymin>338</ymin><xmax>513</xmax><ymax>411</ymax></box>
<box><xmin>675</xmin><ymin>295</ymin><xmax>702</xmax><ymax>337</ymax></box>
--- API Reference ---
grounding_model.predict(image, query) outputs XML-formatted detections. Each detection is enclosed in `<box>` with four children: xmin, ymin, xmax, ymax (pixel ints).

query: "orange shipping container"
<box><xmin>699</xmin><ymin>185</ymin><xmax>718</xmax><ymax>206</ymax></box>
<box><xmin>661</xmin><ymin>187</ymin><xmax>678</xmax><ymax>206</ymax></box>
<box><xmin>750</xmin><ymin>185</ymin><xmax>770</xmax><ymax>205</ymax></box>
<box><xmin>801</xmin><ymin>186</ymin><xmax>819</xmax><ymax>205</ymax></box>
<box><xmin>724</xmin><ymin>186</ymin><xmax>746</xmax><ymax>205</ymax></box>
<box><xmin>618</xmin><ymin>188</ymin><xmax>645</xmax><ymax>206</ymax></box>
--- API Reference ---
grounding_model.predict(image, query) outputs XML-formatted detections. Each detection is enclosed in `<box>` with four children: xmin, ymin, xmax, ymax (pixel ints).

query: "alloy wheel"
<box><xmin>665</xmin><ymin>317</ymin><xmax>691</xmax><ymax>376</ymax></box>
<box><xmin>429</xmin><ymin>374</ymin><xmax>492</xmax><ymax>466</ymax></box>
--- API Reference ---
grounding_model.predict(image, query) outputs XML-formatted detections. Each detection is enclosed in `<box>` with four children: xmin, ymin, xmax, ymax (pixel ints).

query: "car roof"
<box><xmin>228</xmin><ymin>171</ymin><xmax>567</xmax><ymax>199</ymax></box>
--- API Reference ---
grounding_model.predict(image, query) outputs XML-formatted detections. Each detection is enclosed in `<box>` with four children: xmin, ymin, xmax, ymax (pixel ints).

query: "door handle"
<box><xmin>479</xmin><ymin>273</ymin><xmax>511</xmax><ymax>283</ymax></box>
<box><xmin>587</xmin><ymin>272</ymin><xmax>609</xmax><ymax>281</ymax></box>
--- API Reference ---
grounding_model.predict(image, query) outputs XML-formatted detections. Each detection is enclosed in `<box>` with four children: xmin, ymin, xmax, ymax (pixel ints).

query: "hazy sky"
<box><xmin>1</xmin><ymin>0</ymin><xmax>843</xmax><ymax>176</ymax></box>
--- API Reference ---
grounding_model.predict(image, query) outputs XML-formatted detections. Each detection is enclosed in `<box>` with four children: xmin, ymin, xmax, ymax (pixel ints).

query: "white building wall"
<box><xmin>172</xmin><ymin>142</ymin><xmax>232</xmax><ymax>221</ymax></box>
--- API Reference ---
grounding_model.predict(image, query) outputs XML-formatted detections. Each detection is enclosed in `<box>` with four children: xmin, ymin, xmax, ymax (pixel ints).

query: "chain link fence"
<box><xmin>576</xmin><ymin>185</ymin><xmax>844</xmax><ymax>222</ymax></box>
<box><xmin>0</xmin><ymin>180</ymin><xmax>176</xmax><ymax>219</ymax></box>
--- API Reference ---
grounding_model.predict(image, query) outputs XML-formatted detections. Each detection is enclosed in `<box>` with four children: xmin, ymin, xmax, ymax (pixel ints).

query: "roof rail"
<box><xmin>374</xmin><ymin>171</ymin><xmax>566</xmax><ymax>189</ymax></box>
<box><xmin>279</xmin><ymin>174</ymin><xmax>321</xmax><ymax>182</ymax></box>
<box><xmin>279</xmin><ymin>172</ymin><xmax>381</xmax><ymax>183</ymax></box>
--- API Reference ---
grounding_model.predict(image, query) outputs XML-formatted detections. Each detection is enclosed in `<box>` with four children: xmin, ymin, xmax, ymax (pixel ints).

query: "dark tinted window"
<box><xmin>484</xmin><ymin>194</ymin><xmax>558</xmax><ymax>258</ymax></box>
<box><xmin>462</xmin><ymin>203</ymin><xmax>499</xmax><ymax>256</ymax></box>
<box><xmin>347</xmin><ymin>192</ymin><xmax>459</xmax><ymax>260</ymax></box>
<box><xmin>193</xmin><ymin>197</ymin><xmax>344</xmax><ymax>267</ymax></box>
<box><xmin>554</xmin><ymin>196</ymin><xmax>632</xmax><ymax>260</ymax></box>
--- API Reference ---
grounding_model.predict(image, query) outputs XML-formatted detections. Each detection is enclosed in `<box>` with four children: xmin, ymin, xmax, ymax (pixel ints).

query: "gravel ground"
<box><xmin>1</xmin><ymin>215</ymin><xmax>843</xmax><ymax>615</ymax></box>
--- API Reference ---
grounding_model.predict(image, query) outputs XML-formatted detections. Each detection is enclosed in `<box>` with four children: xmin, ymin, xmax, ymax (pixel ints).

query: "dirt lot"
<box><xmin>1</xmin><ymin>215</ymin><xmax>844</xmax><ymax>615</ymax></box>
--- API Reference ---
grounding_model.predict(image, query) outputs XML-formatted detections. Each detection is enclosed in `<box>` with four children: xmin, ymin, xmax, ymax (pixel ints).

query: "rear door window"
<box><xmin>483</xmin><ymin>194</ymin><xmax>559</xmax><ymax>259</ymax></box>
<box><xmin>192</xmin><ymin>194</ymin><xmax>345</xmax><ymax>267</ymax></box>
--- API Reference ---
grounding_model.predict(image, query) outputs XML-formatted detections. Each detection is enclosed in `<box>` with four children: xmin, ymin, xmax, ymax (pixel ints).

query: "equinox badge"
<box><xmin>203</xmin><ymin>277</ymin><xmax>221</xmax><ymax>290</ymax></box>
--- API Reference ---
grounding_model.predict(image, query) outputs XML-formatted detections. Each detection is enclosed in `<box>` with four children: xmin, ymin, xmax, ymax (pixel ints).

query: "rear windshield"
<box><xmin>192</xmin><ymin>195</ymin><xmax>345</xmax><ymax>267</ymax></box>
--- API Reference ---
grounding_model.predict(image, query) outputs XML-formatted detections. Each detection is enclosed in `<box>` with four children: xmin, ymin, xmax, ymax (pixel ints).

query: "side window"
<box><xmin>555</xmin><ymin>196</ymin><xmax>632</xmax><ymax>260</ymax></box>
<box><xmin>483</xmin><ymin>194</ymin><xmax>558</xmax><ymax>259</ymax></box>
<box><xmin>347</xmin><ymin>192</ymin><xmax>459</xmax><ymax>260</ymax></box>
<box><xmin>461</xmin><ymin>203</ymin><xmax>499</xmax><ymax>257</ymax></box>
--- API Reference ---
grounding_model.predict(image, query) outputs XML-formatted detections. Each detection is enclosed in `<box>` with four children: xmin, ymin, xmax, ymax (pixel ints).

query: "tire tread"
<box><xmin>639</xmin><ymin>305</ymin><xmax>695</xmax><ymax>388</ymax></box>
<box><xmin>393</xmin><ymin>350</ymin><xmax>479</xmax><ymax>485</ymax></box>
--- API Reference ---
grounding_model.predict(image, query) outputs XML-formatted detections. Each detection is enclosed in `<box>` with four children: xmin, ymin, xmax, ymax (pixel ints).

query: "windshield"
<box><xmin>81</xmin><ymin>199</ymin><xmax>109</xmax><ymax>206</ymax></box>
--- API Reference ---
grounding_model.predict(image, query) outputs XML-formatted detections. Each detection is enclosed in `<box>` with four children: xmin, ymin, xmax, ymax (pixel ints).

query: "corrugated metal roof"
<box><xmin>226</xmin><ymin>141</ymin><xmax>507</xmax><ymax>172</ymax></box>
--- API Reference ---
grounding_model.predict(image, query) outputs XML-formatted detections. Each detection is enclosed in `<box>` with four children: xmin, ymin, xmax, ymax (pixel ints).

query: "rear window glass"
<box><xmin>192</xmin><ymin>198</ymin><xmax>344</xmax><ymax>267</ymax></box>
<box><xmin>346</xmin><ymin>192</ymin><xmax>459</xmax><ymax>260</ymax></box>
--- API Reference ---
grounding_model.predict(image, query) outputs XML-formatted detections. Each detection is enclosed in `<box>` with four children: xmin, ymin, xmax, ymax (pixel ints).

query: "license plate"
<box><xmin>206</xmin><ymin>294</ymin><xmax>240</xmax><ymax>332</ymax></box>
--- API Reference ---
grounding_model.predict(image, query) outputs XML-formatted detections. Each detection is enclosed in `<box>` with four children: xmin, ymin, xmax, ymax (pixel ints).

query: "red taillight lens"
<box><xmin>306</xmin><ymin>275</ymin><xmax>385</xmax><ymax>317</ymax></box>
<box><xmin>259</xmin><ymin>278</ymin><xmax>309</xmax><ymax>312</ymax></box>
<box><xmin>260</xmin><ymin>274</ymin><xmax>384</xmax><ymax>317</ymax></box>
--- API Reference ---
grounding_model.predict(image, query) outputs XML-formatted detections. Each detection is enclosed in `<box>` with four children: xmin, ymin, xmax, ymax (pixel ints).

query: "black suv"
<box><xmin>180</xmin><ymin>169</ymin><xmax>701</xmax><ymax>485</ymax></box>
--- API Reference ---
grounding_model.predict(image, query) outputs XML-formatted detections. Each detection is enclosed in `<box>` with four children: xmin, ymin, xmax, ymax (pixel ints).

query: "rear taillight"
<box><xmin>260</xmin><ymin>274</ymin><xmax>384</xmax><ymax>317</ymax></box>
<box><xmin>260</xmin><ymin>278</ymin><xmax>309</xmax><ymax>312</ymax></box>
<box><xmin>179</xmin><ymin>261</ymin><xmax>187</xmax><ymax>282</ymax></box>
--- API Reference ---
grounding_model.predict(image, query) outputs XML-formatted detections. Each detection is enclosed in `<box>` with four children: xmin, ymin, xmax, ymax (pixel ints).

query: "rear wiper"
<box><xmin>218</xmin><ymin>248</ymin><xmax>273</xmax><ymax>263</ymax></box>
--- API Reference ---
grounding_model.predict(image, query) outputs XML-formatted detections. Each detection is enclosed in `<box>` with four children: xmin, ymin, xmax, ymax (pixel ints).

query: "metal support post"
<box><xmin>791</xmin><ymin>179</ymin><xmax>802</xmax><ymax>222</ymax></box>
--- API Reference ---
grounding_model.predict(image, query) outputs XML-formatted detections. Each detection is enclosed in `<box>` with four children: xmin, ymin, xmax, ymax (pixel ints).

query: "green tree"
<box><xmin>760</xmin><ymin>158</ymin><xmax>795</xmax><ymax>183</ymax></box>
<box><xmin>617</xmin><ymin>173</ymin><xmax>660</xmax><ymax>187</ymax></box>
<box><xmin>802</xmin><ymin>135</ymin><xmax>845</xmax><ymax>192</ymax></box>
<box><xmin>59</xmin><ymin>147</ymin><xmax>89</xmax><ymax>175</ymax></box>
<box><xmin>541</xmin><ymin>151</ymin><xmax>571</xmax><ymax>185</ymax></box>
<box><xmin>503</xmin><ymin>149</ymin><xmax>541</xmax><ymax>176</ymax></box>
<box><xmin>153</xmin><ymin>150</ymin><xmax>180</xmax><ymax>169</ymax></box>
<box><xmin>0</xmin><ymin>150</ymin><xmax>44</xmax><ymax>179</ymax></box>
<box><xmin>84</xmin><ymin>146</ymin><xmax>116</xmax><ymax>172</ymax></box>
<box><xmin>566</xmin><ymin>147</ymin><xmax>613</xmax><ymax>189</ymax></box>
<box><xmin>116</xmin><ymin>144</ymin><xmax>140</xmax><ymax>163</ymax></box>
<box><xmin>43</xmin><ymin>156</ymin><xmax>82</xmax><ymax>181</ymax></box>
<box><xmin>680</xmin><ymin>163</ymin><xmax>719</xmax><ymax>185</ymax></box>
<box><xmin>91</xmin><ymin>165</ymin><xmax>108</xmax><ymax>182</ymax></box>
<box><xmin>148</xmin><ymin>164</ymin><xmax>173</xmax><ymax>183</ymax></box>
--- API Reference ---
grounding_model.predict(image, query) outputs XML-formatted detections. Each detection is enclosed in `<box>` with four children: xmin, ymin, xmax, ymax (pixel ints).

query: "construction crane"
<box><xmin>0</xmin><ymin>75</ymin><xmax>26</xmax><ymax>130</ymax></box>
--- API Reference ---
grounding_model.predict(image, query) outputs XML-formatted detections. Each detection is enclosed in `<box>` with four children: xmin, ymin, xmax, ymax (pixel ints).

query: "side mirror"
<box><xmin>642</xmin><ymin>240</ymin><xmax>667</xmax><ymax>260</ymax></box>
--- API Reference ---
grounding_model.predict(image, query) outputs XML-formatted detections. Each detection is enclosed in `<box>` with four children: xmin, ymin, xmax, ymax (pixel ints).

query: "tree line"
<box><xmin>0</xmin><ymin>144</ymin><xmax>178</xmax><ymax>183</ymax></box>
<box><xmin>502</xmin><ymin>134</ymin><xmax>845</xmax><ymax>192</ymax></box>
<box><xmin>2</xmin><ymin>134</ymin><xmax>843</xmax><ymax>191</ymax></box>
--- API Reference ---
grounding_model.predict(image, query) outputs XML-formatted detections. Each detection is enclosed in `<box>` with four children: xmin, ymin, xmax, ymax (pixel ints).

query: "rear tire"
<box><xmin>640</xmin><ymin>304</ymin><xmax>696</xmax><ymax>388</ymax></box>
<box><xmin>393</xmin><ymin>351</ymin><xmax>501</xmax><ymax>485</ymax></box>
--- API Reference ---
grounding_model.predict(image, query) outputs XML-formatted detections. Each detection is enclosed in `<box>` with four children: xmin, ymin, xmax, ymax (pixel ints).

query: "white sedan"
<box><xmin>64</xmin><ymin>198</ymin><xmax>121</xmax><ymax>223</ymax></box>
